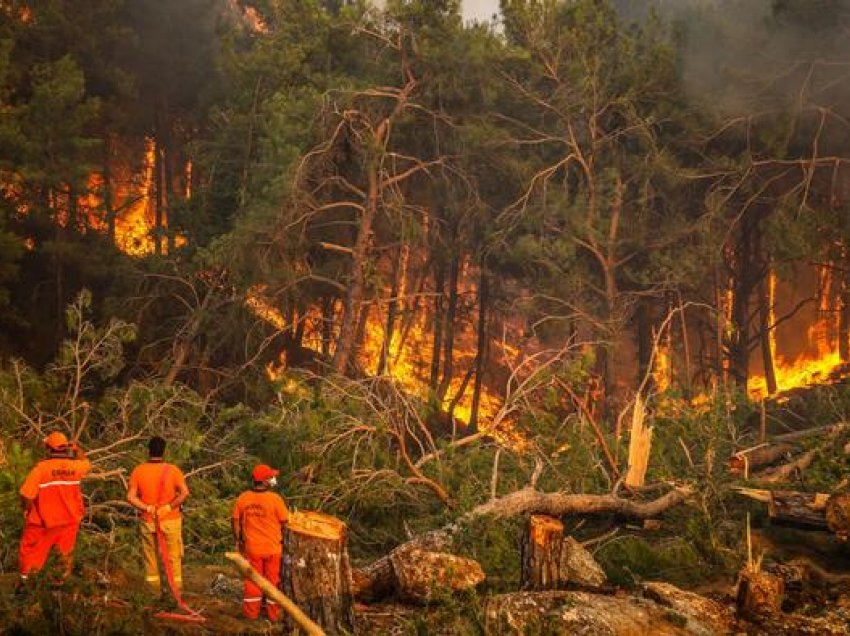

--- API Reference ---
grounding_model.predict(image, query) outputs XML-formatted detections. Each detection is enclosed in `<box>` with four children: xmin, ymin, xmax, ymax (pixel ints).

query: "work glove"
<box><xmin>157</xmin><ymin>503</ymin><xmax>172</xmax><ymax>516</ymax></box>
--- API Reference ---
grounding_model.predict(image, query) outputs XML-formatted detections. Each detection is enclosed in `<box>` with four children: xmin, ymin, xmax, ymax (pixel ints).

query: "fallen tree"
<box><xmin>730</xmin><ymin>423</ymin><xmax>848</xmax><ymax>476</ymax></box>
<box><xmin>354</xmin><ymin>484</ymin><xmax>692</xmax><ymax>599</ymax></box>
<box><xmin>734</xmin><ymin>488</ymin><xmax>830</xmax><ymax>530</ymax></box>
<box><xmin>753</xmin><ymin>448</ymin><xmax>818</xmax><ymax>483</ymax></box>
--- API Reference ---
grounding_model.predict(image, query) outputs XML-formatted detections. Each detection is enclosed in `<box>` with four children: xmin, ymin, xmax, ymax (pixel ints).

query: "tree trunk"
<box><xmin>378</xmin><ymin>246</ymin><xmax>405</xmax><ymax>376</ymax></box>
<box><xmin>153</xmin><ymin>130</ymin><xmax>164</xmax><ymax>256</ymax></box>
<box><xmin>321</xmin><ymin>296</ymin><xmax>335</xmax><ymax>359</ymax></box>
<box><xmin>353</xmin><ymin>301</ymin><xmax>372</xmax><ymax>371</ymax></box>
<box><xmin>521</xmin><ymin>515</ymin><xmax>566</xmax><ymax>591</ymax></box>
<box><xmin>164</xmin><ymin>142</ymin><xmax>176</xmax><ymax>254</ymax></box>
<box><xmin>754</xmin><ymin>448</ymin><xmax>818</xmax><ymax>483</ymax></box>
<box><xmin>840</xmin><ymin>249</ymin><xmax>850</xmax><ymax>362</ymax></box>
<box><xmin>635</xmin><ymin>300</ymin><xmax>654</xmax><ymax>391</ymax></box>
<box><xmin>729</xmin><ymin>212</ymin><xmax>764</xmax><ymax>389</ymax></box>
<box><xmin>282</xmin><ymin>511</ymin><xmax>355</xmax><ymax>635</ymax></box>
<box><xmin>729</xmin><ymin>443</ymin><xmax>795</xmax><ymax>475</ymax></box>
<box><xmin>355</xmin><ymin>485</ymin><xmax>693</xmax><ymax>599</ymax></box>
<box><xmin>520</xmin><ymin>515</ymin><xmax>606</xmax><ymax>591</ymax></box>
<box><xmin>332</xmin><ymin>163</ymin><xmax>378</xmax><ymax>374</ymax></box>
<box><xmin>430</xmin><ymin>262</ymin><xmax>445</xmax><ymax>390</ymax></box>
<box><xmin>768</xmin><ymin>491</ymin><xmax>830</xmax><ymax>530</ymax></box>
<box><xmin>437</xmin><ymin>254</ymin><xmax>460</xmax><ymax>401</ymax></box>
<box><xmin>103</xmin><ymin>135</ymin><xmax>116</xmax><ymax>241</ymax></box>
<box><xmin>758</xmin><ymin>274</ymin><xmax>778</xmax><ymax>395</ymax></box>
<box><xmin>469</xmin><ymin>269</ymin><xmax>489</xmax><ymax>432</ymax></box>
<box><xmin>389</xmin><ymin>547</ymin><xmax>485</xmax><ymax>603</ymax></box>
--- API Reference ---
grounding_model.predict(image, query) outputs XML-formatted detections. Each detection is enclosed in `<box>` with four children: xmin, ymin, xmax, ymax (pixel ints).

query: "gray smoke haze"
<box><xmin>463</xmin><ymin>0</ymin><xmax>500</xmax><ymax>21</ymax></box>
<box><xmin>623</xmin><ymin>1</ymin><xmax>850</xmax><ymax>126</ymax></box>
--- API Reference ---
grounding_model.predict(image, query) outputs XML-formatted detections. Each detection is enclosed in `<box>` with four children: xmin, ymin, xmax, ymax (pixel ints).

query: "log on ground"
<box><xmin>730</xmin><ymin>443</ymin><xmax>794</xmax><ymax>475</ymax></box>
<box><xmin>768</xmin><ymin>491</ymin><xmax>830</xmax><ymax>530</ymax></box>
<box><xmin>735</xmin><ymin>488</ymin><xmax>831</xmax><ymax>530</ymax></box>
<box><xmin>354</xmin><ymin>485</ymin><xmax>691</xmax><ymax>600</ymax></box>
<box><xmin>282</xmin><ymin>511</ymin><xmax>354</xmax><ymax>635</ymax></box>
<box><xmin>389</xmin><ymin>547</ymin><xmax>485</xmax><ymax>603</ymax></box>
<box><xmin>484</xmin><ymin>588</ymin><xmax>731</xmax><ymax>636</ymax></box>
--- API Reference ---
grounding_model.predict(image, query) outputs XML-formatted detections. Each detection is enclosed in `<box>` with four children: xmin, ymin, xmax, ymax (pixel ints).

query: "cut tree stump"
<box><xmin>282</xmin><ymin>511</ymin><xmax>354</xmax><ymax>635</ymax></box>
<box><xmin>520</xmin><ymin>514</ymin><xmax>606</xmax><ymax>590</ymax></box>
<box><xmin>825</xmin><ymin>492</ymin><xmax>850</xmax><ymax>539</ymax></box>
<box><xmin>389</xmin><ymin>547</ymin><xmax>485</xmax><ymax>603</ymax></box>
<box><xmin>736</xmin><ymin>567</ymin><xmax>785</xmax><ymax>619</ymax></box>
<box><xmin>353</xmin><ymin>485</ymin><xmax>690</xmax><ymax>600</ymax></box>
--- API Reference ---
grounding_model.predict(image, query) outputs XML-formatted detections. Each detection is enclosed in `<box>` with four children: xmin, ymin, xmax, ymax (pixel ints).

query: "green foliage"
<box><xmin>595</xmin><ymin>534</ymin><xmax>708</xmax><ymax>588</ymax></box>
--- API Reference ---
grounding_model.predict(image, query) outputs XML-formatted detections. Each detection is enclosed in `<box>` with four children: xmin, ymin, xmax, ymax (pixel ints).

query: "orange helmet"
<box><xmin>44</xmin><ymin>431</ymin><xmax>70</xmax><ymax>450</ymax></box>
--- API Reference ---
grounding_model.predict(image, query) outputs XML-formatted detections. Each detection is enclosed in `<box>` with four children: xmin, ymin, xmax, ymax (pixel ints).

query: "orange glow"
<box><xmin>76</xmin><ymin>137</ymin><xmax>187</xmax><ymax>255</ymax></box>
<box><xmin>246</xmin><ymin>285</ymin><xmax>287</xmax><ymax>330</ymax></box>
<box><xmin>749</xmin><ymin>266</ymin><xmax>843</xmax><ymax>399</ymax></box>
<box><xmin>768</xmin><ymin>269</ymin><xmax>777</xmax><ymax>364</ymax></box>
<box><xmin>184</xmin><ymin>161</ymin><xmax>193</xmax><ymax>199</ymax></box>
<box><xmin>748</xmin><ymin>349</ymin><xmax>841</xmax><ymax>400</ymax></box>
<box><xmin>247</xmin><ymin>277</ymin><xmax>508</xmax><ymax>433</ymax></box>
<box><xmin>1</xmin><ymin>2</ymin><xmax>31</xmax><ymax>23</ymax></box>
<box><xmin>653</xmin><ymin>344</ymin><xmax>671</xmax><ymax>393</ymax></box>
<box><xmin>114</xmin><ymin>138</ymin><xmax>157</xmax><ymax>256</ymax></box>
<box><xmin>722</xmin><ymin>284</ymin><xmax>734</xmax><ymax>380</ymax></box>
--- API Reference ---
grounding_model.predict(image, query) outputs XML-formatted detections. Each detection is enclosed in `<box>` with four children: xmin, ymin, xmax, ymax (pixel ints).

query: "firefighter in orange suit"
<box><xmin>18</xmin><ymin>431</ymin><xmax>91</xmax><ymax>582</ymax></box>
<box><xmin>232</xmin><ymin>464</ymin><xmax>289</xmax><ymax>620</ymax></box>
<box><xmin>126</xmin><ymin>436</ymin><xmax>190</xmax><ymax>594</ymax></box>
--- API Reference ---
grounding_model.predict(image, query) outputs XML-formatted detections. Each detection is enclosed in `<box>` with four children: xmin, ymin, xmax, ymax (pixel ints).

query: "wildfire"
<box><xmin>247</xmin><ymin>283</ymin><xmax>507</xmax><ymax>432</ymax></box>
<box><xmin>652</xmin><ymin>343</ymin><xmax>671</xmax><ymax>393</ymax></box>
<box><xmin>114</xmin><ymin>138</ymin><xmax>157</xmax><ymax>256</ymax></box>
<box><xmin>748</xmin><ymin>265</ymin><xmax>846</xmax><ymax>400</ymax></box>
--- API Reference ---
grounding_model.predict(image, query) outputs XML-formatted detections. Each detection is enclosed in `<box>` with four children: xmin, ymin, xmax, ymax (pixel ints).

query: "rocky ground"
<box><xmin>2</xmin><ymin>549</ymin><xmax>850</xmax><ymax>634</ymax></box>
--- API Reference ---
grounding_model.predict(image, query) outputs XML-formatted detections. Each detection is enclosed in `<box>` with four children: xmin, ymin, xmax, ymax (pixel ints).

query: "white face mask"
<box><xmin>267</xmin><ymin>476</ymin><xmax>278</xmax><ymax>488</ymax></box>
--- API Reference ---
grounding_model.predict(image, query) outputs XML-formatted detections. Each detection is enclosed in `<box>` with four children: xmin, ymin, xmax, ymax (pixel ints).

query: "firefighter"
<box><xmin>126</xmin><ymin>436</ymin><xmax>190</xmax><ymax>594</ymax></box>
<box><xmin>18</xmin><ymin>431</ymin><xmax>91</xmax><ymax>583</ymax></box>
<box><xmin>232</xmin><ymin>464</ymin><xmax>289</xmax><ymax>621</ymax></box>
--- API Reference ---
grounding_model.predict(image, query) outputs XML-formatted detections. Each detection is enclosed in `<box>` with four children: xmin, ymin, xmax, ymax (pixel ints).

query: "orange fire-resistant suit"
<box><xmin>232</xmin><ymin>489</ymin><xmax>289</xmax><ymax>620</ymax></box>
<box><xmin>18</xmin><ymin>455</ymin><xmax>91</xmax><ymax>577</ymax></box>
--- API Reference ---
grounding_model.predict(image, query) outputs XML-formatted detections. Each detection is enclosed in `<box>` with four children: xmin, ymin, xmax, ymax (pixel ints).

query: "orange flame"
<box><xmin>749</xmin><ymin>266</ymin><xmax>844</xmax><ymax>399</ymax></box>
<box><xmin>248</xmin><ymin>280</ymin><xmax>507</xmax><ymax>431</ymax></box>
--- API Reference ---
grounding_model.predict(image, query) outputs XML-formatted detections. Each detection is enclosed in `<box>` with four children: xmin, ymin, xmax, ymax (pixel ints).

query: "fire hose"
<box><xmin>152</xmin><ymin>514</ymin><xmax>206</xmax><ymax>623</ymax></box>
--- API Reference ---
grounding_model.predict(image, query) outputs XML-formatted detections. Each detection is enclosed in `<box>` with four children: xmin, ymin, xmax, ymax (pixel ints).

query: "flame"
<box><xmin>245</xmin><ymin>285</ymin><xmax>287</xmax><ymax>330</ymax></box>
<box><xmin>653</xmin><ymin>344</ymin><xmax>671</xmax><ymax>393</ymax></box>
<box><xmin>72</xmin><ymin>137</ymin><xmax>188</xmax><ymax>255</ymax></box>
<box><xmin>114</xmin><ymin>138</ymin><xmax>157</xmax><ymax>256</ymax></box>
<box><xmin>748</xmin><ymin>349</ymin><xmax>841</xmax><ymax>400</ymax></box>
<box><xmin>248</xmin><ymin>278</ymin><xmax>508</xmax><ymax>432</ymax></box>
<box><xmin>749</xmin><ymin>266</ymin><xmax>844</xmax><ymax>399</ymax></box>
<box><xmin>768</xmin><ymin>269</ymin><xmax>777</xmax><ymax>363</ymax></box>
<box><xmin>1</xmin><ymin>2</ymin><xmax>31</xmax><ymax>23</ymax></box>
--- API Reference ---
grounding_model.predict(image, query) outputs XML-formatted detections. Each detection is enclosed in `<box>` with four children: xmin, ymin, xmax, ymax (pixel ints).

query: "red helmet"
<box><xmin>252</xmin><ymin>464</ymin><xmax>279</xmax><ymax>482</ymax></box>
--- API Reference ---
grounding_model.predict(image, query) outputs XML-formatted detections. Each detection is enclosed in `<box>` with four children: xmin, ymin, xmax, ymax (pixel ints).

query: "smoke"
<box><xmin>617</xmin><ymin>1</ymin><xmax>850</xmax><ymax>127</ymax></box>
